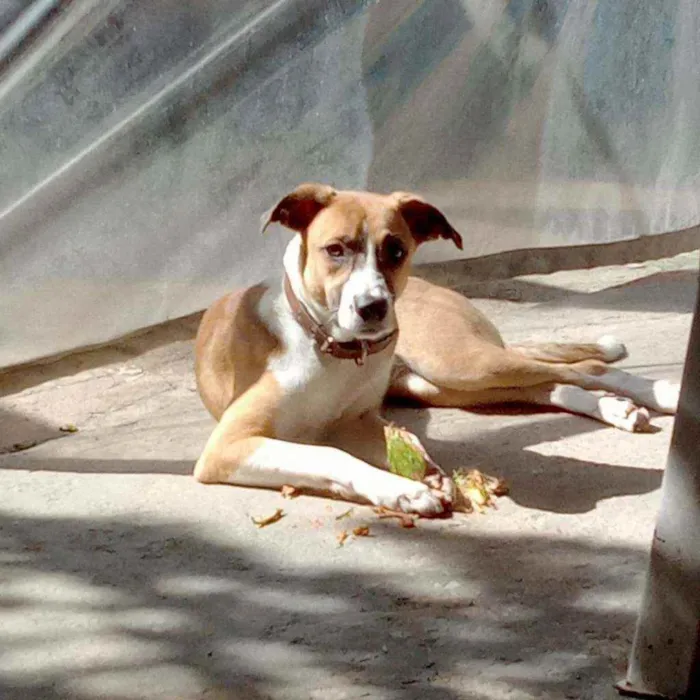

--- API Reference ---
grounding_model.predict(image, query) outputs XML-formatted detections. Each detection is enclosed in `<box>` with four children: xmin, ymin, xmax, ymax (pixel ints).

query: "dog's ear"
<box><xmin>261</xmin><ymin>183</ymin><xmax>337</xmax><ymax>234</ymax></box>
<box><xmin>393</xmin><ymin>193</ymin><xmax>463</xmax><ymax>250</ymax></box>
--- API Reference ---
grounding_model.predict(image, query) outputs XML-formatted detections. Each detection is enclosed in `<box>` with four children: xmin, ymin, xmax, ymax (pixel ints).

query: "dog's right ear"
<box><xmin>261</xmin><ymin>183</ymin><xmax>337</xmax><ymax>234</ymax></box>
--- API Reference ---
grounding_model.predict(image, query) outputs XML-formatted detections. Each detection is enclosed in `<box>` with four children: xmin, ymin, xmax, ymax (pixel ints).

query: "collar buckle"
<box><xmin>355</xmin><ymin>341</ymin><xmax>369</xmax><ymax>366</ymax></box>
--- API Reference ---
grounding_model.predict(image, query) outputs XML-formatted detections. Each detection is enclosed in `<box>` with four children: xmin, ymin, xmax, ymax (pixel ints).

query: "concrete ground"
<box><xmin>1</xmin><ymin>251</ymin><xmax>697</xmax><ymax>700</ymax></box>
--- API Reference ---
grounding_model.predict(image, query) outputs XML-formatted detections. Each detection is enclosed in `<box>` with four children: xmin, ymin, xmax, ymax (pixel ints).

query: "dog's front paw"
<box><xmin>599</xmin><ymin>395</ymin><xmax>651</xmax><ymax>432</ymax></box>
<box><xmin>393</xmin><ymin>481</ymin><xmax>449</xmax><ymax>517</ymax></box>
<box><xmin>365</xmin><ymin>474</ymin><xmax>450</xmax><ymax>517</ymax></box>
<box><xmin>423</xmin><ymin>466</ymin><xmax>456</xmax><ymax>506</ymax></box>
<box><xmin>385</xmin><ymin>424</ymin><xmax>455</xmax><ymax>507</ymax></box>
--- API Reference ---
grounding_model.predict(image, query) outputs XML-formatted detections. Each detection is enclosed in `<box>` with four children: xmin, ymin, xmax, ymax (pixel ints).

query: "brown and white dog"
<box><xmin>194</xmin><ymin>184</ymin><xmax>679</xmax><ymax>516</ymax></box>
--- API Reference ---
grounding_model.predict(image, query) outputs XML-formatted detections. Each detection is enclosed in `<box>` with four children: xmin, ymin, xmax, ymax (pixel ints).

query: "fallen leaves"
<box><xmin>453</xmin><ymin>469</ymin><xmax>509</xmax><ymax>513</ymax></box>
<box><xmin>335</xmin><ymin>508</ymin><xmax>354</xmax><ymax>521</ymax></box>
<box><xmin>373</xmin><ymin>506</ymin><xmax>418</xmax><ymax>529</ymax></box>
<box><xmin>336</xmin><ymin>525</ymin><xmax>371</xmax><ymax>546</ymax></box>
<box><xmin>9</xmin><ymin>440</ymin><xmax>38</xmax><ymax>453</ymax></box>
<box><xmin>23</xmin><ymin>542</ymin><xmax>44</xmax><ymax>552</ymax></box>
<box><xmin>280</xmin><ymin>485</ymin><xmax>299</xmax><ymax>499</ymax></box>
<box><xmin>251</xmin><ymin>508</ymin><xmax>285</xmax><ymax>528</ymax></box>
<box><xmin>248</xmin><ymin>467</ymin><xmax>509</xmax><ymax>540</ymax></box>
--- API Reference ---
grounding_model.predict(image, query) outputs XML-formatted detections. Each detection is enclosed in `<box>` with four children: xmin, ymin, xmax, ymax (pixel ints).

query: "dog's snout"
<box><xmin>356</xmin><ymin>297</ymin><xmax>389</xmax><ymax>323</ymax></box>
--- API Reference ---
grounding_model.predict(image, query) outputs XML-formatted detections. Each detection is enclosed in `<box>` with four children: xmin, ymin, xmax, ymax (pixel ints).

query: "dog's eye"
<box><xmin>325</xmin><ymin>243</ymin><xmax>345</xmax><ymax>259</ymax></box>
<box><xmin>384</xmin><ymin>238</ymin><xmax>406</xmax><ymax>265</ymax></box>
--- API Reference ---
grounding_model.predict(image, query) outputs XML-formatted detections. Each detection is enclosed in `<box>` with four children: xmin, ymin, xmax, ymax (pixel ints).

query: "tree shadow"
<box><xmin>0</xmin><ymin>509</ymin><xmax>645</xmax><ymax>699</ymax></box>
<box><xmin>1</xmin><ymin>399</ymin><xmax>664</xmax><ymax>516</ymax></box>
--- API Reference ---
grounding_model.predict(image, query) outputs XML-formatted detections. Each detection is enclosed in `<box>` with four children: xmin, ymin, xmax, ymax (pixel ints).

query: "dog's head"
<box><xmin>262</xmin><ymin>183</ymin><xmax>463</xmax><ymax>340</ymax></box>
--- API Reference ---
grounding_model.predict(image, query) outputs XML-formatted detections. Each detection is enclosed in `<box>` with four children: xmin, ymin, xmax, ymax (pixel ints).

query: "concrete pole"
<box><xmin>617</xmin><ymin>269</ymin><xmax>700</xmax><ymax>698</ymax></box>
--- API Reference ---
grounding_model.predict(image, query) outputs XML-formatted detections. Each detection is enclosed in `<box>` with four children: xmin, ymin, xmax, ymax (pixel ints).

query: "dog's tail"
<box><xmin>509</xmin><ymin>335</ymin><xmax>627</xmax><ymax>364</ymax></box>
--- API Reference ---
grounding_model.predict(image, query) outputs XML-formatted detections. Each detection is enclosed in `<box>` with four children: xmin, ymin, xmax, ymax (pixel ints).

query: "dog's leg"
<box><xmin>389</xmin><ymin>368</ymin><xmax>651</xmax><ymax>432</ymax></box>
<box><xmin>526</xmin><ymin>384</ymin><xmax>651</xmax><ymax>432</ymax></box>
<box><xmin>504</xmin><ymin>355</ymin><xmax>679</xmax><ymax>415</ymax></box>
<box><xmin>393</xmin><ymin>347</ymin><xmax>610</xmax><ymax>395</ymax></box>
<box><xmin>574</xmin><ymin>367</ymin><xmax>680</xmax><ymax>414</ymax></box>
<box><xmin>326</xmin><ymin>412</ymin><xmax>455</xmax><ymax>503</ymax></box>
<box><xmin>506</xmin><ymin>338</ymin><xmax>678</xmax><ymax>413</ymax></box>
<box><xmin>195</xmin><ymin>408</ymin><xmax>451</xmax><ymax>516</ymax></box>
<box><xmin>393</xmin><ymin>340</ymin><xmax>677</xmax><ymax>418</ymax></box>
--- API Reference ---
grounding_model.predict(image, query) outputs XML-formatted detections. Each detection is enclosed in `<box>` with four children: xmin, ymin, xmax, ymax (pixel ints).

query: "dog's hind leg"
<box><xmin>573</xmin><ymin>367</ymin><xmax>680</xmax><ymax>414</ymax></box>
<box><xmin>388</xmin><ymin>369</ymin><xmax>651</xmax><ymax>432</ymax></box>
<box><xmin>500</xmin><ymin>345</ymin><xmax>680</xmax><ymax>414</ymax></box>
<box><xmin>531</xmin><ymin>384</ymin><xmax>651</xmax><ymax>431</ymax></box>
<box><xmin>388</xmin><ymin>361</ymin><xmax>652</xmax><ymax>432</ymax></box>
<box><xmin>395</xmin><ymin>340</ymin><xmax>613</xmax><ymax>394</ymax></box>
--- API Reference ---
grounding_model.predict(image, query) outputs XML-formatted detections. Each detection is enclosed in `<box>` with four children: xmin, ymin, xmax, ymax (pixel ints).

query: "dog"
<box><xmin>194</xmin><ymin>184</ymin><xmax>679</xmax><ymax>516</ymax></box>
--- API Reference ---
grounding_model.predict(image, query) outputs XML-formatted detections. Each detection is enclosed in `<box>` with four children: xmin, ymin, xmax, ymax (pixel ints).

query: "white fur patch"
<box><xmin>539</xmin><ymin>385</ymin><xmax>651</xmax><ymax>432</ymax></box>
<box><xmin>265</xmin><ymin>238</ymin><xmax>396</xmax><ymax>441</ymax></box>
<box><xmin>337</xmin><ymin>238</ymin><xmax>391</xmax><ymax>337</ymax></box>
<box><xmin>232</xmin><ymin>440</ymin><xmax>446</xmax><ymax>515</ymax></box>
<box><xmin>585</xmin><ymin>367</ymin><xmax>679</xmax><ymax>415</ymax></box>
<box><xmin>596</xmin><ymin>395</ymin><xmax>651</xmax><ymax>432</ymax></box>
<box><xmin>651</xmin><ymin>379</ymin><xmax>681</xmax><ymax>413</ymax></box>
<box><xmin>596</xmin><ymin>335</ymin><xmax>628</xmax><ymax>362</ymax></box>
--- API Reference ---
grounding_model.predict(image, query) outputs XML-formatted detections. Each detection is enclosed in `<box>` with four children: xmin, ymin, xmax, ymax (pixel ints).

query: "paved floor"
<box><xmin>1</xmin><ymin>252</ymin><xmax>697</xmax><ymax>700</ymax></box>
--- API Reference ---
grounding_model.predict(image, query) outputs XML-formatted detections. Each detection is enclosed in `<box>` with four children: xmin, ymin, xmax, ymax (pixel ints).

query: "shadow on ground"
<box><xmin>389</xmin><ymin>407</ymin><xmax>663</xmax><ymax>514</ymax></box>
<box><xmin>0</xmin><ymin>313</ymin><xmax>202</xmax><ymax>399</ymax></box>
<box><xmin>0</xmin><ymin>509</ymin><xmax>642</xmax><ymax>700</ymax></box>
<box><xmin>455</xmin><ymin>269</ymin><xmax>698</xmax><ymax>314</ymax></box>
<box><xmin>0</xmin><ymin>407</ymin><xmax>70</xmax><ymax>455</ymax></box>
<box><xmin>1</xmin><ymin>403</ymin><xmax>663</xmax><ymax>516</ymax></box>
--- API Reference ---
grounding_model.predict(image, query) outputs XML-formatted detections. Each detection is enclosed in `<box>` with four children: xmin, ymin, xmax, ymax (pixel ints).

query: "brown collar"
<box><xmin>283</xmin><ymin>275</ymin><xmax>397</xmax><ymax>365</ymax></box>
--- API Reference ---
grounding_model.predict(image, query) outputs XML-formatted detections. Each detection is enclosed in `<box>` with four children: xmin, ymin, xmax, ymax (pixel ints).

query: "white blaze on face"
<box><xmin>336</xmin><ymin>236</ymin><xmax>392</xmax><ymax>338</ymax></box>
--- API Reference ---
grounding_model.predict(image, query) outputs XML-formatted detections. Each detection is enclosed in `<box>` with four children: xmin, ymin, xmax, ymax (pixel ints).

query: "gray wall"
<box><xmin>1</xmin><ymin>0</ymin><xmax>699</xmax><ymax>368</ymax></box>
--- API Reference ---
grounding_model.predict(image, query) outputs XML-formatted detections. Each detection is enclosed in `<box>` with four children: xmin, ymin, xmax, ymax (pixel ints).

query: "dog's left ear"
<box><xmin>394</xmin><ymin>193</ymin><xmax>463</xmax><ymax>250</ymax></box>
<box><xmin>261</xmin><ymin>183</ymin><xmax>337</xmax><ymax>234</ymax></box>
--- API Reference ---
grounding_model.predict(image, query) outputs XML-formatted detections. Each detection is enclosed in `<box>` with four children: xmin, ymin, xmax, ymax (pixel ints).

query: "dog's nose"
<box><xmin>356</xmin><ymin>297</ymin><xmax>389</xmax><ymax>323</ymax></box>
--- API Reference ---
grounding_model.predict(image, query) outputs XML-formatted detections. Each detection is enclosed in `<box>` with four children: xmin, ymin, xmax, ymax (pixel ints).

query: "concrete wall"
<box><xmin>1</xmin><ymin>1</ymin><xmax>699</xmax><ymax>368</ymax></box>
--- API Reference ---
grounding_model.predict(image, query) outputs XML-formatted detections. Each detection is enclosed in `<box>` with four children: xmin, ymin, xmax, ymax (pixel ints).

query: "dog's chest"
<box><xmin>267</xmin><ymin>326</ymin><xmax>390</xmax><ymax>442</ymax></box>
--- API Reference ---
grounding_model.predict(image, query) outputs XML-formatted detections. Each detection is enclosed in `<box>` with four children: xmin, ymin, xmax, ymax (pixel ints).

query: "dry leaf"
<box><xmin>385</xmin><ymin>423</ymin><xmax>428</xmax><ymax>480</ymax></box>
<box><xmin>251</xmin><ymin>508</ymin><xmax>285</xmax><ymax>528</ymax></box>
<box><xmin>352</xmin><ymin>526</ymin><xmax>371</xmax><ymax>537</ymax></box>
<box><xmin>337</xmin><ymin>530</ymin><xmax>349</xmax><ymax>547</ymax></box>
<box><xmin>453</xmin><ymin>469</ymin><xmax>509</xmax><ymax>513</ymax></box>
<box><xmin>335</xmin><ymin>508</ymin><xmax>354</xmax><ymax>521</ymax></box>
<box><xmin>10</xmin><ymin>440</ymin><xmax>37</xmax><ymax>452</ymax></box>
<box><xmin>281</xmin><ymin>485</ymin><xmax>299</xmax><ymax>499</ymax></box>
<box><xmin>373</xmin><ymin>506</ymin><xmax>418</xmax><ymax>529</ymax></box>
<box><xmin>491</xmin><ymin>479</ymin><xmax>510</xmax><ymax>497</ymax></box>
